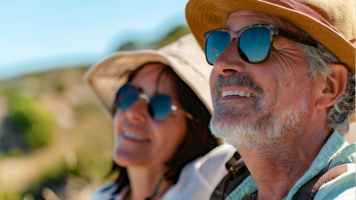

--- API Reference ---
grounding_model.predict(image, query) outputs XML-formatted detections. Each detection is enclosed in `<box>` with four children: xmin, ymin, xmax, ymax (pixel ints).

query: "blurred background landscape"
<box><xmin>0</xmin><ymin>26</ymin><xmax>190</xmax><ymax>200</ymax></box>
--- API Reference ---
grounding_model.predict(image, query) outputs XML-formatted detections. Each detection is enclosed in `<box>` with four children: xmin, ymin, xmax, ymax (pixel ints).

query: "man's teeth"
<box><xmin>123</xmin><ymin>131</ymin><xmax>149</xmax><ymax>141</ymax></box>
<box><xmin>221</xmin><ymin>90</ymin><xmax>255</xmax><ymax>98</ymax></box>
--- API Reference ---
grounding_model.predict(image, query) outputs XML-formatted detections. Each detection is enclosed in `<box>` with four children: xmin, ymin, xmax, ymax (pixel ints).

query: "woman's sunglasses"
<box><xmin>204</xmin><ymin>24</ymin><xmax>317</xmax><ymax>65</ymax></box>
<box><xmin>115</xmin><ymin>83</ymin><xmax>195</xmax><ymax>121</ymax></box>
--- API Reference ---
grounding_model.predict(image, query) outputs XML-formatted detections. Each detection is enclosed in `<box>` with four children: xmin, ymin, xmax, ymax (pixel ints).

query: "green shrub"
<box><xmin>8</xmin><ymin>93</ymin><xmax>55</xmax><ymax>149</ymax></box>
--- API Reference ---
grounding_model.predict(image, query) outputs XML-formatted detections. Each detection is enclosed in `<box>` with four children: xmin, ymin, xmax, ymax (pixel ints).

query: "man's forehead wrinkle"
<box><xmin>227</xmin><ymin>10</ymin><xmax>299</xmax><ymax>32</ymax></box>
<box><xmin>226</xmin><ymin>12</ymin><xmax>276</xmax><ymax>29</ymax></box>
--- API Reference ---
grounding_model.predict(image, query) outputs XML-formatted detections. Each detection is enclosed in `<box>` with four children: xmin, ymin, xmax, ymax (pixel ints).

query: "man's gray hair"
<box><xmin>297</xmin><ymin>30</ymin><xmax>355</xmax><ymax>136</ymax></box>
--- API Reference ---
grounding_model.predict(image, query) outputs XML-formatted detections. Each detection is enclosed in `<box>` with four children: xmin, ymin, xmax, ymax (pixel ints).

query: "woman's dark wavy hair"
<box><xmin>109</xmin><ymin>62</ymin><xmax>218</xmax><ymax>195</ymax></box>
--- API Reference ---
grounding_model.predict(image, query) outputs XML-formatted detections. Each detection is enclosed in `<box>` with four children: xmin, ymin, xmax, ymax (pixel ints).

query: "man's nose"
<box><xmin>213</xmin><ymin>41</ymin><xmax>247</xmax><ymax>76</ymax></box>
<box><xmin>124</xmin><ymin>98</ymin><xmax>147</xmax><ymax>123</ymax></box>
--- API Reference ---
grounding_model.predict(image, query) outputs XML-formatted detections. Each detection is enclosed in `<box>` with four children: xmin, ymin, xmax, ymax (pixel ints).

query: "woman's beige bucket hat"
<box><xmin>186</xmin><ymin>0</ymin><xmax>355</xmax><ymax>73</ymax></box>
<box><xmin>84</xmin><ymin>34</ymin><xmax>213</xmax><ymax>118</ymax></box>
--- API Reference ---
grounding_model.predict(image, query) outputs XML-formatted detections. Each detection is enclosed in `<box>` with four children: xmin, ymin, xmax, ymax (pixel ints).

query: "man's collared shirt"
<box><xmin>225</xmin><ymin>131</ymin><xmax>356</xmax><ymax>200</ymax></box>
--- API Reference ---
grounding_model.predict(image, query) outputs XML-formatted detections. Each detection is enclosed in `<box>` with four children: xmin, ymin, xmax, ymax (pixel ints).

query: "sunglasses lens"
<box><xmin>206</xmin><ymin>31</ymin><xmax>230</xmax><ymax>65</ymax></box>
<box><xmin>115</xmin><ymin>84</ymin><xmax>138</xmax><ymax>110</ymax></box>
<box><xmin>148</xmin><ymin>94</ymin><xmax>172</xmax><ymax>121</ymax></box>
<box><xmin>239</xmin><ymin>27</ymin><xmax>271</xmax><ymax>63</ymax></box>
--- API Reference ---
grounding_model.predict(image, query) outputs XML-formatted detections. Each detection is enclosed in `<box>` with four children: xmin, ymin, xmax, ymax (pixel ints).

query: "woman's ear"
<box><xmin>315</xmin><ymin>63</ymin><xmax>348</xmax><ymax>109</ymax></box>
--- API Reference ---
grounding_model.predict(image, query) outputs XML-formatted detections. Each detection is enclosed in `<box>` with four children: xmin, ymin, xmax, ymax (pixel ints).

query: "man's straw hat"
<box><xmin>186</xmin><ymin>0</ymin><xmax>355</xmax><ymax>73</ymax></box>
<box><xmin>84</xmin><ymin>34</ymin><xmax>213</xmax><ymax>118</ymax></box>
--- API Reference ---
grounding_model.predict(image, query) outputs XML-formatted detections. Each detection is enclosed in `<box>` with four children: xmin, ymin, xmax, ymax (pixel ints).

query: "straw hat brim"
<box><xmin>84</xmin><ymin>35</ymin><xmax>213</xmax><ymax>118</ymax></box>
<box><xmin>186</xmin><ymin>0</ymin><xmax>355</xmax><ymax>72</ymax></box>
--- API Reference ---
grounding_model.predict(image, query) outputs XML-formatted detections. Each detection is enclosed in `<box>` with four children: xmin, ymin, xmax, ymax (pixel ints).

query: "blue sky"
<box><xmin>0</xmin><ymin>0</ymin><xmax>189</xmax><ymax>80</ymax></box>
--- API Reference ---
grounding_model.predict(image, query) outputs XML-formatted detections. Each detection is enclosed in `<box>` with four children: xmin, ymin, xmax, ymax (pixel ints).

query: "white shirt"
<box><xmin>89</xmin><ymin>144</ymin><xmax>236</xmax><ymax>200</ymax></box>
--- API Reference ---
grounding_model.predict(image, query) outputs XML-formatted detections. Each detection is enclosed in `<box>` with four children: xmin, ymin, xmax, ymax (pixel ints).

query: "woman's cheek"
<box><xmin>152</xmin><ymin>118</ymin><xmax>185</xmax><ymax>157</ymax></box>
<box><xmin>165</xmin><ymin>117</ymin><xmax>187</xmax><ymax>149</ymax></box>
<box><xmin>113</xmin><ymin>110</ymin><xmax>125</xmax><ymax>141</ymax></box>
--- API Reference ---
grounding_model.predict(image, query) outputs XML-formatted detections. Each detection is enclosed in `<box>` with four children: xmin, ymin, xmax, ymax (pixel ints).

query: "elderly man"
<box><xmin>186</xmin><ymin>0</ymin><xmax>355</xmax><ymax>199</ymax></box>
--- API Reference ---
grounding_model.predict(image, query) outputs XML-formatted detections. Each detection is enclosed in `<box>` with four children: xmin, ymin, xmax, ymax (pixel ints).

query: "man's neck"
<box><xmin>238</xmin><ymin>126</ymin><xmax>331</xmax><ymax>200</ymax></box>
<box><xmin>126</xmin><ymin>165</ymin><xmax>172</xmax><ymax>200</ymax></box>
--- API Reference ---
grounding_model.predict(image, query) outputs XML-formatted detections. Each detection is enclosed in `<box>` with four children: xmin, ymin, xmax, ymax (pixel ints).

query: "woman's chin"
<box><xmin>113</xmin><ymin>149</ymin><xmax>150</xmax><ymax>167</ymax></box>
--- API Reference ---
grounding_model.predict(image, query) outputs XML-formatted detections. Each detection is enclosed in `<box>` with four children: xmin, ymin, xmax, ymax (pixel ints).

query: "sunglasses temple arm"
<box><xmin>277</xmin><ymin>27</ymin><xmax>317</xmax><ymax>47</ymax></box>
<box><xmin>171</xmin><ymin>105</ymin><xmax>195</xmax><ymax>121</ymax></box>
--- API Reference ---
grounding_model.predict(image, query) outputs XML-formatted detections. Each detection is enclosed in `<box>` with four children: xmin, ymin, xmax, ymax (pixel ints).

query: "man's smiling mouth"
<box><xmin>221</xmin><ymin>90</ymin><xmax>255</xmax><ymax>98</ymax></box>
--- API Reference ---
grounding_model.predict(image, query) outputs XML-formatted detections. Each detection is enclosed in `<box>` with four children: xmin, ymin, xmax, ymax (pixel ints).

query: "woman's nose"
<box><xmin>124</xmin><ymin>98</ymin><xmax>148</xmax><ymax>123</ymax></box>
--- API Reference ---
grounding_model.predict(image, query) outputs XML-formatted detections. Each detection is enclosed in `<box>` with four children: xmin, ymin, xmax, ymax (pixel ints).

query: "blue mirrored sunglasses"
<box><xmin>204</xmin><ymin>24</ymin><xmax>317</xmax><ymax>65</ymax></box>
<box><xmin>114</xmin><ymin>83</ymin><xmax>195</xmax><ymax>121</ymax></box>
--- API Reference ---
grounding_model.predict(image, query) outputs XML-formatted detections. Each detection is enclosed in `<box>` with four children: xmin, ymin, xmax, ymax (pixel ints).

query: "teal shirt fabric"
<box><xmin>225</xmin><ymin>131</ymin><xmax>356</xmax><ymax>200</ymax></box>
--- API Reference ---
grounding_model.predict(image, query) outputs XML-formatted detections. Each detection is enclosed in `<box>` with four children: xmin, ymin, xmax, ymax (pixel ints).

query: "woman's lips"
<box><xmin>122</xmin><ymin>131</ymin><xmax>150</xmax><ymax>143</ymax></box>
<box><xmin>120</xmin><ymin>125</ymin><xmax>151</xmax><ymax>142</ymax></box>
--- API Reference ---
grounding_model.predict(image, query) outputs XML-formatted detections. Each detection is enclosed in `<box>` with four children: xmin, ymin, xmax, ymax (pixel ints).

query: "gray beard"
<box><xmin>209</xmin><ymin>74</ymin><xmax>310</xmax><ymax>151</ymax></box>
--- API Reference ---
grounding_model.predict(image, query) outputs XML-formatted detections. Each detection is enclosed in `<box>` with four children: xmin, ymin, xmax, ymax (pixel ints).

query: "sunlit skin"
<box><xmin>113</xmin><ymin>63</ymin><xmax>187</xmax><ymax>200</ymax></box>
<box><xmin>209</xmin><ymin>10</ymin><xmax>348</xmax><ymax>200</ymax></box>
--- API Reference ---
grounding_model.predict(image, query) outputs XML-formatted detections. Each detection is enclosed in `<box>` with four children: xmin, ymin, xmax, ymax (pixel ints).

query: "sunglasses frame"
<box><xmin>204</xmin><ymin>24</ymin><xmax>317</xmax><ymax>65</ymax></box>
<box><xmin>114</xmin><ymin>84</ymin><xmax>195</xmax><ymax>121</ymax></box>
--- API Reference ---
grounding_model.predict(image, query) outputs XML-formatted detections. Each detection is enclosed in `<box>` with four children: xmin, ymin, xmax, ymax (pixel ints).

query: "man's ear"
<box><xmin>315</xmin><ymin>63</ymin><xmax>348</xmax><ymax>109</ymax></box>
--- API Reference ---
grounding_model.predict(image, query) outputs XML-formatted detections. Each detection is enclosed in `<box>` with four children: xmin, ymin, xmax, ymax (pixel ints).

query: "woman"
<box><xmin>85</xmin><ymin>34</ymin><xmax>235</xmax><ymax>200</ymax></box>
